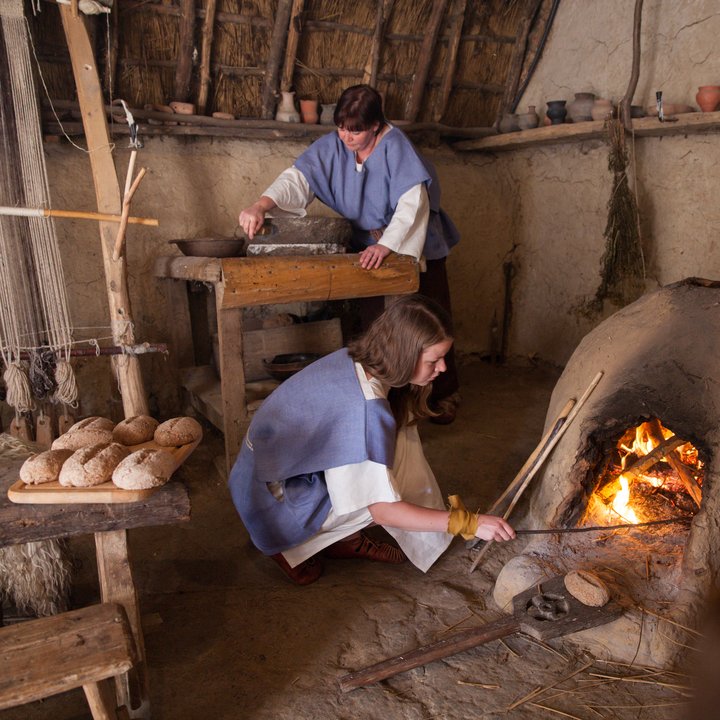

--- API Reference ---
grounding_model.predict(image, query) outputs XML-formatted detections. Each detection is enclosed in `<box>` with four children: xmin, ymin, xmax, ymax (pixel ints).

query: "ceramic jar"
<box><xmin>545</xmin><ymin>100</ymin><xmax>567</xmax><ymax>125</ymax></box>
<box><xmin>499</xmin><ymin>113</ymin><xmax>520</xmax><ymax>133</ymax></box>
<box><xmin>591</xmin><ymin>98</ymin><xmax>614</xmax><ymax>121</ymax></box>
<box><xmin>696</xmin><ymin>85</ymin><xmax>720</xmax><ymax>112</ymax></box>
<box><xmin>275</xmin><ymin>91</ymin><xmax>300</xmax><ymax>123</ymax></box>
<box><xmin>567</xmin><ymin>92</ymin><xmax>596</xmax><ymax>122</ymax></box>
<box><xmin>517</xmin><ymin>105</ymin><xmax>539</xmax><ymax>130</ymax></box>
<box><xmin>320</xmin><ymin>103</ymin><xmax>336</xmax><ymax>125</ymax></box>
<box><xmin>299</xmin><ymin>98</ymin><xmax>319</xmax><ymax>124</ymax></box>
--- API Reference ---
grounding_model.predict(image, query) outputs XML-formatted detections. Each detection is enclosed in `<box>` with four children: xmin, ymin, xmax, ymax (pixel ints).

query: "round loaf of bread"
<box><xmin>112</xmin><ymin>415</ymin><xmax>159</xmax><ymax>445</ymax></box>
<box><xmin>58</xmin><ymin>442</ymin><xmax>130</xmax><ymax>487</ymax></box>
<box><xmin>564</xmin><ymin>569</ymin><xmax>611</xmax><ymax>607</ymax></box>
<box><xmin>20</xmin><ymin>449</ymin><xmax>74</xmax><ymax>485</ymax></box>
<box><xmin>52</xmin><ymin>416</ymin><xmax>115</xmax><ymax>452</ymax></box>
<box><xmin>154</xmin><ymin>416</ymin><xmax>202</xmax><ymax>447</ymax></box>
<box><xmin>112</xmin><ymin>448</ymin><xmax>177</xmax><ymax>490</ymax></box>
<box><xmin>67</xmin><ymin>416</ymin><xmax>115</xmax><ymax>433</ymax></box>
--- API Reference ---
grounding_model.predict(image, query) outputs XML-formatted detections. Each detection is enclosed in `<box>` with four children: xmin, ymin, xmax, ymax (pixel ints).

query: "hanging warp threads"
<box><xmin>0</xmin><ymin>0</ymin><xmax>78</xmax><ymax>427</ymax></box>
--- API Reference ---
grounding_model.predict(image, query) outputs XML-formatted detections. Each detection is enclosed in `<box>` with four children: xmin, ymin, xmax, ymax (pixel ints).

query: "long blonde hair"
<box><xmin>348</xmin><ymin>295</ymin><xmax>453</xmax><ymax>426</ymax></box>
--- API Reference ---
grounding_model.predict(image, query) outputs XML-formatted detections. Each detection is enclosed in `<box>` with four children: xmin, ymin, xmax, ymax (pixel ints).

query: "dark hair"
<box><xmin>333</xmin><ymin>84</ymin><xmax>387</xmax><ymax>133</ymax></box>
<box><xmin>348</xmin><ymin>294</ymin><xmax>453</xmax><ymax>425</ymax></box>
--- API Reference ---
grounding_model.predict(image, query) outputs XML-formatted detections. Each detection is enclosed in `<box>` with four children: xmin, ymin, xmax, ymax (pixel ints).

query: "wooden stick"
<box><xmin>432</xmin><ymin>0</ymin><xmax>466</xmax><ymax>123</ymax></box>
<box><xmin>621</xmin><ymin>435</ymin><xmax>686</xmax><ymax>480</ymax></box>
<box><xmin>112</xmin><ymin>167</ymin><xmax>147</xmax><ymax>261</ymax></box>
<box><xmin>621</xmin><ymin>0</ymin><xmax>644</xmax><ymax>131</ymax></box>
<box><xmin>197</xmin><ymin>0</ymin><xmax>218</xmax><ymax>115</ymax></box>
<box><xmin>404</xmin><ymin>0</ymin><xmax>448</xmax><ymax>121</ymax></box>
<box><xmin>280</xmin><ymin>0</ymin><xmax>305</xmax><ymax>92</ymax></box>
<box><xmin>0</xmin><ymin>205</ymin><xmax>158</xmax><ymax>226</ymax></box>
<box><xmin>469</xmin><ymin>371</ymin><xmax>604</xmax><ymax>574</ymax></box>
<box><xmin>363</xmin><ymin>0</ymin><xmax>394</xmax><ymax>87</ymax></box>
<box><xmin>261</xmin><ymin>0</ymin><xmax>294</xmax><ymax>120</ymax></box>
<box><xmin>174</xmin><ymin>0</ymin><xmax>196</xmax><ymax>102</ymax></box>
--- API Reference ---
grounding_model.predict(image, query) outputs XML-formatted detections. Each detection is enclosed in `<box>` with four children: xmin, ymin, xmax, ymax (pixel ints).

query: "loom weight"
<box><xmin>35</xmin><ymin>408</ymin><xmax>55</xmax><ymax>448</ymax></box>
<box><xmin>9</xmin><ymin>414</ymin><xmax>33</xmax><ymax>443</ymax></box>
<box><xmin>58</xmin><ymin>408</ymin><xmax>75</xmax><ymax>435</ymax></box>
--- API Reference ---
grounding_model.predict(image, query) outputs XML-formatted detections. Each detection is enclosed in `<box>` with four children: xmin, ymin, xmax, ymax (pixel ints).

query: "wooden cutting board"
<box><xmin>7</xmin><ymin>438</ymin><xmax>201</xmax><ymax>504</ymax></box>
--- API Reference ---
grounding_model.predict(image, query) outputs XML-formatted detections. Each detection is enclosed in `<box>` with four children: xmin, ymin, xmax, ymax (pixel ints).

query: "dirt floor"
<box><xmin>1</xmin><ymin>361</ymin><xmax>697</xmax><ymax>720</ymax></box>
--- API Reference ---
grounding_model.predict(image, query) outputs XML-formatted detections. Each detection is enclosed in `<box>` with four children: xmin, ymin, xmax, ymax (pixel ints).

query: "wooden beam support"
<box><xmin>219</xmin><ymin>254</ymin><xmax>418</xmax><ymax>309</ymax></box>
<box><xmin>432</xmin><ymin>0</ymin><xmax>466</xmax><ymax>123</ymax></box>
<box><xmin>260</xmin><ymin>0</ymin><xmax>294</xmax><ymax>120</ymax></box>
<box><xmin>280</xmin><ymin>0</ymin><xmax>305</xmax><ymax>92</ymax></box>
<box><xmin>404</xmin><ymin>0</ymin><xmax>448</xmax><ymax>121</ymax></box>
<box><xmin>174</xmin><ymin>0</ymin><xmax>196</xmax><ymax>102</ymax></box>
<box><xmin>196</xmin><ymin>0</ymin><xmax>217</xmax><ymax>115</ymax></box>
<box><xmin>59</xmin><ymin>7</ymin><xmax>149</xmax><ymax>418</ymax></box>
<box><xmin>363</xmin><ymin>0</ymin><xmax>393</xmax><ymax>87</ymax></box>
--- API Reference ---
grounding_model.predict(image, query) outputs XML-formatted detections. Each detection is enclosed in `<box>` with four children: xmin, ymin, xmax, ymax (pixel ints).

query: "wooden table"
<box><xmin>0</xmin><ymin>449</ymin><xmax>190</xmax><ymax>719</ymax></box>
<box><xmin>154</xmin><ymin>253</ymin><xmax>419</xmax><ymax>473</ymax></box>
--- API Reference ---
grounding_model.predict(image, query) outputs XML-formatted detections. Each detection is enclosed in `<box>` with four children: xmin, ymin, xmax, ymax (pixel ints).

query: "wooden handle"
<box><xmin>339</xmin><ymin>615</ymin><xmax>519</xmax><ymax>693</ymax></box>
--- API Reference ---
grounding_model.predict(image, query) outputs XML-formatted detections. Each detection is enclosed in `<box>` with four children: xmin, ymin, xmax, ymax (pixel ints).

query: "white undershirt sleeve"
<box><xmin>377</xmin><ymin>183</ymin><xmax>429</xmax><ymax>260</ymax></box>
<box><xmin>262</xmin><ymin>167</ymin><xmax>315</xmax><ymax>217</ymax></box>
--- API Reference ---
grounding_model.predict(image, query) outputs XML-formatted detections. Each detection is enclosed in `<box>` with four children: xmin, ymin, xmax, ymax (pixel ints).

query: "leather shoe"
<box><xmin>270</xmin><ymin>553</ymin><xmax>324</xmax><ymax>585</ymax></box>
<box><xmin>322</xmin><ymin>531</ymin><xmax>407</xmax><ymax>564</ymax></box>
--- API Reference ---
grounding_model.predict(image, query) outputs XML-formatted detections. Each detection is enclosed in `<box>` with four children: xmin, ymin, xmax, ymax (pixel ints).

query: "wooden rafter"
<box><xmin>174</xmin><ymin>0</ymin><xmax>195</xmax><ymax>102</ymax></box>
<box><xmin>362</xmin><ymin>0</ymin><xmax>393</xmax><ymax>88</ymax></box>
<box><xmin>404</xmin><ymin>0</ymin><xmax>448</xmax><ymax>122</ymax></box>
<box><xmin>280</xmin><ymin>0</ymin><xmax>305</xmax><ymax>92</ymax></box>
<box><xmin>261</xmin><ymin>0</ymin><xmax>293</xmax><ymax>119</ymax></box>
<box><xmin>432</xmin><ymin>0</ymin><xmax>467</xmax><ymax>123</ymax></box>
<box><xmin>197</xmin><ymin>0</ymin><xmax>217</xmax><ymax>114</ymax></box>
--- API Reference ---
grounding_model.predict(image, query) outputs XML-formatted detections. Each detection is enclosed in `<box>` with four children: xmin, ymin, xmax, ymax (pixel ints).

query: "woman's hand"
<box><xmin>474</xmin><ymin>515</ymin><xmax>516</xmax><ymax>542</ymax></box>
<box><xmin>238</xmin><ymin>202</ymin><xmax>267</xmax><ymax>240</ymax></box>
<box><xmin>359</xmin><ymin>243</ymin><xmax>392</xmax><ymax>270</ymax></box>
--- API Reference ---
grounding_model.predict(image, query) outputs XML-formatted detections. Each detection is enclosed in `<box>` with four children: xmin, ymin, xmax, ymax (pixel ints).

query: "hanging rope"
<box><xmin>0</xmin><ymin>2</ymin><xmax>78</xmax><ymax>410</ymax></box>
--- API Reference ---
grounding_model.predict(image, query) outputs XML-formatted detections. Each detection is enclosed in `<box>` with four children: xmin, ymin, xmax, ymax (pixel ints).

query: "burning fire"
<box><xmin>590</xmin><ymin>419</ymin><xmax>703</xmax><ymax>525</ymax></box>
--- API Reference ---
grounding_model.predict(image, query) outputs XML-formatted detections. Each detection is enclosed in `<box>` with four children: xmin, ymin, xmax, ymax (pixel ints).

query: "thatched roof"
<box><xmin>30</xmin><ymin>0</ymin><xmax>559</xmax><ymax>141</ymax></box>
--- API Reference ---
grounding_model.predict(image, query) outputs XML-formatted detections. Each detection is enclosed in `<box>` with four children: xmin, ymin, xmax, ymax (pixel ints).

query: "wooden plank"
<box><xmin>153</xmin><ymin>256</ymin><xmax>223</xmax><ymax>283</ymax></box>
<box><xmin>163</xmin><ymin>278</ymin><xmax>195</xmax><ymax>368</ymax></box>
<box><xmin>0</xmin><ymin>603</ymin><xmax>135</xmax><ymax>710</ymax></box>
<box><xmin>59</xmin><ymin>7</ymin><xmax>149</xmax><ymax>418</ymax></box>
<box><xmin>219</xmin><ymin>254</ymin><xmax>419</xmax><ymax>309</ymax></box>
<box><xmin>454</xmin><ymin>110</ymin><xmax>720</xmax><ymax>152</ymax></box>
<box><xmin>242</xmin><ymin>318</ymin><xmax>342</xmax><ymax>381</ymax></box>
<box><xmin>7</xmin><ymin>439</ymin><xmax>200</xmax><ymax>505</ymax></box>
<box><xmin>174</xmin><ymin>0</ymin><xmax>196</xmax><ymax>102</ymax></box>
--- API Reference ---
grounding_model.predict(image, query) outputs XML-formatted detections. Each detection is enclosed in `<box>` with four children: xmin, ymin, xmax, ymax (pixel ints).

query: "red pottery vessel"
<box><xmin>696</xmin><ymin>85</ymin><xmax>720</xmax><ymax>112</ymax></box>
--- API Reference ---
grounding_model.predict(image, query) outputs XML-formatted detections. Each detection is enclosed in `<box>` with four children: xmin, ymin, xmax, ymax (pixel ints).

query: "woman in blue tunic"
<box><xmin>228</xmin><ymin>295</ymin><xmax>514</xmax><ymax>586</ymax></box>
<box><xmin>238</xmin><ymin>84</ymin><xmax>461</xmax><ymax>423</ymax></box>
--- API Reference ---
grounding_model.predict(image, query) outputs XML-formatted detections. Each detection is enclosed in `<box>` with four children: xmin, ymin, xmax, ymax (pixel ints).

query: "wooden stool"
<box><xmin>0</xmin><ymin>603</ymin><xmax>138</xmax><ymax>719</ymax></box>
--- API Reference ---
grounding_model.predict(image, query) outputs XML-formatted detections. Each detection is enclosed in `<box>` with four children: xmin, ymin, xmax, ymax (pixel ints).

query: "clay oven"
<box><xmin>493</xmin><ymin>278</ymin><xmax>719</xmax><ymax>668</ymax></box>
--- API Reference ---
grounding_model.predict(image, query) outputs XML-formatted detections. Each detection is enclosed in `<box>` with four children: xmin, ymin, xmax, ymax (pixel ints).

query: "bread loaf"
<box><xmin>19</xmin><ymin>449</ymin><xmax>74</xmax><ymax>485</ymax></box>
<box><xmin>52</xmin><ymin>416</ymin><xmax>115</xmax><ymax>451</ymax></box>
<box><xmin>112</xmin><ymin>415</ymin><xmax>159</xmax><ymax>445</ymax></box>
<box><xmin>154</xmin><ymin>416</ymin><xmax>203</xmax><ymax>447</ymax></box>
<box><xmin>563</xmin><ymin>569</ymin><xmax>611</xmax><ymax>607</ymax></box>
<box><xmin>112</xmin><ymin>447</ymin><xmax>177</xmax><ymax>490</ymax></box>
<box><xmin>58</xmin><ymin>442</ymin><xmax>129</xmax><ymax>487</ymax></box>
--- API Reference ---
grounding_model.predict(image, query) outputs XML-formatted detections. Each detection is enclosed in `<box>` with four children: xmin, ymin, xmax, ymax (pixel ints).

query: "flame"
<box><xmin>611</xmin><ymin>474</ymin><xmax>639</xmax><ymax>524</ymax></box>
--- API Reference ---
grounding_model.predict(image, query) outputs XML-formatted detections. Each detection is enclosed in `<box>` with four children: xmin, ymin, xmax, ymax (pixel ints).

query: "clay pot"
<box><xmin>498</xmin><ymin>113</ymin><xmax>520</xmax><ymax>133</ymax></box>
<box><xmin>567</xmin><ymin>92</ymin><xmax>596</xmax><ymax>122</ymax></box>
<box><xmin>169</xmin><ymin>100</ymin><xmax>195</xmax><ymax>115</ymax></box>
<box><xmin>320</xmin><ymin>103</ymin><xmax>336</xmax><ymax>125</ymax></box>
<box><xmin>275</xmin><ymin>91</ymin><xmax>300</xmax><ymax>123</ymax></box>
<box><xmin>545</xmin><ymin>100</ymin><xmax>567</xmax><ymax>125</ymax></box>
<box><xmin>517</xmin><ymin>105</ymin><xmax>539</xmax><ymax>130</ymax></box>
<box><xmin>696</xmin><ymin>85</ymin><xmax>720</xmax><ymax>112</ymax></box>
<box><xmin>591</xmin><ymin>98</ymin><xmax>614</xmax><ymax>121</ymax></box>
<box><xmin>299</xmin><ymin>98</ymin><xmax>319</xmax><ymax>124</ymax></box>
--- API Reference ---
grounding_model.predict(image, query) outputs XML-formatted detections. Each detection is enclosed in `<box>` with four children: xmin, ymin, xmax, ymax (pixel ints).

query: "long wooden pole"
<box><xmin>59</xmin><ymin>7</ymin><xmax>149</xmax><ymax>421</ymax></box>
<box><xmin>0</xmin><ymin>205</ymin><xmax>158</xmax><ymax>226</ymax></box>
<box><xmin>197</xmin><ymin>0</ymin><xmax>218</xmax><ymax>114</ymax></box>
<box><xmin>621</xmin><ymin>0</ymin><xmax>644</xmax><ymax>131</ymax></box>
<box><xmin>280</xmin><ymin>0</ymin><xmax>305</xmax><ymax>92</ymax></box>
<box><xmin>261</xmin><ymin>0</ymin><xmax>294</xmax><ymax>119</ymax></box>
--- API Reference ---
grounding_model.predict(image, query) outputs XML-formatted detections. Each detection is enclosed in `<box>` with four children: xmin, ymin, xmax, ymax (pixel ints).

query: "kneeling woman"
<box><xmin>229</xmin><ymin>295</ymin><xmax>514</xmax><ymax>584</ymax></box>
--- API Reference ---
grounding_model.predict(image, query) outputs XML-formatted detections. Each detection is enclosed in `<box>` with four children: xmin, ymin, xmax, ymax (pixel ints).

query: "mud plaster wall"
<box><xmin>44</xmin><ymin>139</ymin><xmax>515</xmax><ymax>418</ymax></box>
<box><xmin>499</xmin><ymin>0</ymin><xmax>720</xmax><ymax>366</ymax></box>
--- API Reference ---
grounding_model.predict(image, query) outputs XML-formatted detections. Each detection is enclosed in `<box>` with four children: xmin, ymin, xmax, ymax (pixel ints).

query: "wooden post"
<box><xmin>59</xmin><ymin>7</ymin><xmax>149</xmax><ymax>417</ymax></box>
<box><xmin>362</xmin><ymin>0</ymin><xmax>394</xmax><ymax>88</ymax></box>
<box><xmin>431</xmin><ymin>0</ymin><xmax>466</xmax><ymax>122</ymax></box>
<box><xmin>196</xmin><ymin>0</ymin><xmax>217</xmax><ymax>115</ymax></box>
<box><xmin>174</xmin><ymin>0</ymin><xmax>196</xmax><ymax>102</ymax></box>
<box><xmin>261</xmin><ymin>0</ymin><xmax>294</xmax><ymax>119</ymax></box>
<box><xmin>621</xmin><ymin>0</ymin><xmax>644</xmax><ymax>131</ymax></box>
<box><xmin>404</xmin><ymin>0</ymin><xmax>448</xmax><ymax>122</ymax></box>
<box><xmin>280</xmin><ymin>0</ymin><xmax>305</xmax><ymax>92</ymax></box>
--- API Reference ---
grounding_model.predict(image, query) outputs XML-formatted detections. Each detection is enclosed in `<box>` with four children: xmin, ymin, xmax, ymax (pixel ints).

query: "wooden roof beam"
<box><xmin>261</xmin><ymin>0</ymin><xmax>293</xmax><ymax>119</ymax></box>
<box><xmin>280</xmin><ymin>0</ymin><xmax>305</xmax><ymax>92</ymax></box>
<box><xmin>173</xmin><ymin>0</ymin><xmax>195</xmax><ymax>102</ymax></box>
<box><xmin>432</xmin><ymin>0</ymin><xmax>467</xmax><ymax>123</ymax></box>
<box><xmin>197</xmin><ymin>0</ymin><xmax>217</xmax><ymax>115</ymax></box>
<box><xmin>362</xmin><ymin>0</ymin><xmax>393</xmax><ymax>88</ymax></box>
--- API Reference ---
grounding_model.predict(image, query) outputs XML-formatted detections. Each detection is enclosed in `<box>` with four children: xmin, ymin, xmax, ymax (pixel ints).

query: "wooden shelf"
<box><xmin>453</xmin><ymin>111</ymin><xmax>720</xmax><ymax>152</ymax></box>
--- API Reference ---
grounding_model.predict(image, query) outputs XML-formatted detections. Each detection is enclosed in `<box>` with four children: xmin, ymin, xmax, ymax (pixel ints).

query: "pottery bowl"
<box><xmin>170</xmin><ymin>237</ymin><xmax>246</xmax><ymax>258</ymax></box>
<box><xmin>263</xmin><ymin>353</ymin><xmax>320</xmax><ymax>381</ymax></box>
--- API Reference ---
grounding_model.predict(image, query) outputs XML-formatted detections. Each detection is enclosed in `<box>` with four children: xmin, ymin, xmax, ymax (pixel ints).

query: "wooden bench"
<box><xmin>0</xmin><ymin>603</ymin><xmax>138</xmax><ymax>719</ymax></box>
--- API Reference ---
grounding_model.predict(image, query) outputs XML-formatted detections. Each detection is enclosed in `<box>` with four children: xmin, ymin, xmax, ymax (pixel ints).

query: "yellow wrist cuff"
<box><xmin>447</xmin><ymin>494</ymin><xmax>479</xmax><ymax>540</ymax></box>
